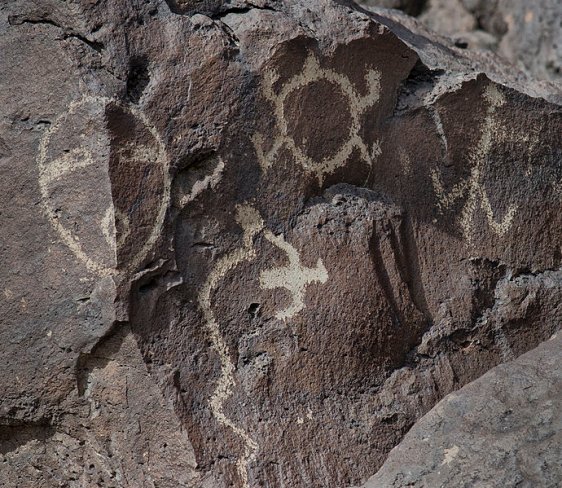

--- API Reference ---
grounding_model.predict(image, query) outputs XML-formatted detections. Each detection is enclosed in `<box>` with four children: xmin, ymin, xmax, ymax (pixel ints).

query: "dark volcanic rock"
<box><xmin>0</xmin><ymin>0</ymin><xmax>561</xmax><ymax>487</ymax></box>
<box><xmin>363</xmin><ymin>332</ymin><xmax>562</xmax><ymax>487</ymax></box>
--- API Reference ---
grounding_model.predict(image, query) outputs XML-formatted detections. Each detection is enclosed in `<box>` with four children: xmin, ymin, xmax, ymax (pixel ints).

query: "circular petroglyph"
<box><xmin>253</xmin><ymin>52</ymin><xmax>382</xmax><ymax>183</ymax></box>
<box><xmin>37</xmin><ymin>95</ymin><xmax>170</xmax><ymax>276</ymax></box>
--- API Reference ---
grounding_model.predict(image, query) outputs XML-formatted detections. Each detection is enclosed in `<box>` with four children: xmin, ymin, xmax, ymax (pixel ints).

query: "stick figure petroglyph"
<box><xmin>253</xmin><ymin>52</ymin><xmax>382</xmax><ymax>183</ymax></box>
<box><xmin>431</xmin><ymin>84</ymin><xmax>518</xmax><ymax>242</ymax></box>
<box><xmin>260</xmin><ymin>230</ymin><xmax>328</xmax><ymax>320</ymax></box>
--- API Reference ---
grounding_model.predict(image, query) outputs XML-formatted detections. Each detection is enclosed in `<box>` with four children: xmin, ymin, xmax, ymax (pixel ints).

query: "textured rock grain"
<box><xmin>0</xmin><ymin>0</ymin><xmax>561</xmax><ymax>487</ymax></box>
<box><xmin>360</xmin><ymin>0</ymin><xmax>562</xmax><ymax>83</ymax></box>
<box><xmin>363</xmin><ymin>332</ymin><xmax>562</xmax><ymax>487</ymax></box>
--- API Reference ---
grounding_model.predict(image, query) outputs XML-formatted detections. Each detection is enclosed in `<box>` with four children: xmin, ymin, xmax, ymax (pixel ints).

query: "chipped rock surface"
<box><xmin>0</xmin><ymin>0</ymin><xmax>561</xmax><ymax>487</ymax></box>
<box><xmin>360</xmin><ymin>0</ymin><xmax>562</xmax><ymax>83</ymax></box>
<box><xmin>362</xmin><ymin>332</ymin><xmax>562</xmax><ymax>487</ymax></box>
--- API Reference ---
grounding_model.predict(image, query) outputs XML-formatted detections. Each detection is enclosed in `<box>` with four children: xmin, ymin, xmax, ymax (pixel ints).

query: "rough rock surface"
<box><xmin>360</xmin><ymin>0</ymin><xmax>562</xmax><ymax>83</ymax></box>
<box><xmin>363</xmin><ymin>332</ymin><xmax>562</xmax><ymax>487</ymax></box>
<box><xmin>0</xmin><ymin>0</ymin><xmax>561</xmax><ymax>487</ymax></box>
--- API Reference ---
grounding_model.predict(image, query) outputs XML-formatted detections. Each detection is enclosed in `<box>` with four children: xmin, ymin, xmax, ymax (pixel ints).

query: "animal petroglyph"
<box><xmin>37</xmin><ymin>95</ymin><xmax>170</xmax><ymax>276</ymax></box>
<box><xmin>199</xmin><ymin>202</ymin><xmax>329</xmax><ymax>485</ymax></box>
<box><xmin>198</xmin><ymin>204</ymin><xmax>264</xmax><ymax>488</ymax></box>
<box><xmin>253</xmin><ymin>52</ymin><xmax>382</xmax><ymax>183</ymax></box>
<box><xmin>431</xmin><ymin>84</ymin><xmax>517</xmax><ymax>242</ymax></box>
<box><xmin>260</xmin><ymin>231</ymin><xmax>328</xmax><ymax>320</ymax></box>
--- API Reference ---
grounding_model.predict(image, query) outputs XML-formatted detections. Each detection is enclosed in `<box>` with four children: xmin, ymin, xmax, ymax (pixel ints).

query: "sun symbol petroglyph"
<box><xmin>260</xmin><ymin>231</ymin><xmax>328</xmax><ymax>320</ymax></box>
<box><xmin>253</xmin><ymin>52</ymin><xmax>382</xmax><ymax>183</ymax></box>
<box><xmin>37</xmin><ymin>95</ymin><xmax>170</xmax><ymax>276</ymax></box>
<box><xmin>431</xmin><ymin>84</ymin><xmax>518</xmax><ymax>242</ymax></box>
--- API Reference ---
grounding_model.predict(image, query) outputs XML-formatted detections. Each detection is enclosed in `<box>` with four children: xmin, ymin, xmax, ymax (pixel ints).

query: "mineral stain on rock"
<box><xmin>0</xmin><ymin>0</ymin><xmax>561</xmax><ymax>487</ymax></box>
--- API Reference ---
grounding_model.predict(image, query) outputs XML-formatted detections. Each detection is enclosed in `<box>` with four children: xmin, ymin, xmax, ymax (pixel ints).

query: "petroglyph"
<box><xmin>431</xmin><ymin>84</ymin><xmax>518</xmax><ymax>242</ymax></box>
<box><xmin>101</xmin><ymin>207</ymin><xmax>115</xmax><ymax>248</ymax></box>
<box><xmin>198</xmin><ymin>204</ymin><xmax>264</xmax><ymax>488</ymax></box>
<box><xmin>115</xmin><ymin>209</ymin><xmax>132</xmax><ymax>249</ymax></box>
<box><xmin>101</xmin><ymin>207</ymin><xmax>132</xmax><ymax>249</ymax></box>
<box><xmin>253</xmin><ymin>52</ymin><xmax>382</xmax><ymax>183</ymax></box>
<box><xmin>295</xmin><ymin>407</ymin><xmax>314</xmax><ymax>425</ymax></box>
<box><xmin>37</xmin><ymin>95</ymin><xmax>170</xmax><ymax>276</ymax></box>
<box><xmin>398</xmin><ymin>147</ymin><xmax>412</xmax><ymax>176</ymax></box>
<box><xmin>199</xmin><ymin>202</ymin><xmax>328</xmax><ymax>484</ymax></box>
<box><xmin>260</xmin><ymin>231</ymin><xmax>328</xmax><ymax>320</ymax></box>
<box><xmin>177</xmin><ymin>157</ymin><xmax>225</xmax><ymax>207</ymax></box>
<box><xmin>38</xmin><ymin>147</ymin><xmax>97</xmax><ymax>184</ymax></box>
<box><xmin>429</xmin><ymin>106</ymin><xmax>449</xmax><ymax>164</ymax></box>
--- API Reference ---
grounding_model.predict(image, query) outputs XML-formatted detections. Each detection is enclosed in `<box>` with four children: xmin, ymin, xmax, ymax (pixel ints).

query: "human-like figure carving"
<box><xmin>198</xmin><ymin>202</ymin><xmax>329</xmax><ymax>487</ymax></box>
<box><xmin>431</xmin><ymin>84</ymin><xmax>518</xmax><ymax>242</ymax></box>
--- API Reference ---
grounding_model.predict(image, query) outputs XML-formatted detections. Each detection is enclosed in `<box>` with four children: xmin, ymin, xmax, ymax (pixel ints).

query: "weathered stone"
<box><xmin>0</xmin><ymin>1</ymin><xmax>561</xmax><ymax>487</ymax></box>
<box><xmin>363</xmin><ymin>332</ymin><xmax>562</xmax><ymax>487</ymax></box>
<box><xmin>360</xmin><ymin>0</ymin><xmax>562</xmax><ymax>83</ymax></box>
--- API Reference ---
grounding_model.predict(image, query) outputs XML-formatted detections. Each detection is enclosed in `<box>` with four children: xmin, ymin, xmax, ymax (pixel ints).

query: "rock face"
<box><xmin>363</xmin><ymin>332</ymin><xmax>562</xmax><ymax>487</ymax></box>
<box><xmin>360</xmin><ymin>0</ymin><xmax>562</xmax><ymax>83</ymax></box>
<box><xmin>0</xmin><ymin>1</ymin><xmax>560</xmax><ymax>487</ymax></box>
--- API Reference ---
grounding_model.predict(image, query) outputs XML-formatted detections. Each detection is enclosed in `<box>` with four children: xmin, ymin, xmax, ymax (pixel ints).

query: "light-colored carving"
<box><xmin>38</xmin><ymin>147</ymin><xmax>97</xmax><ymax>184</ymax></box>
<box><xmin>431</xmin><ymin>85</ymin><xmax>517</xmax><ymax>242</ymax></box>
<box><xmin>198</xmin><ymin>204</ymin><xmax>264</xmax><ymax>488</ymax></box>
<box><xmin>429</xmin><ymin>105</ymin><xmax>449</xmax><ymax>165</ymax></box>
<box><xmin>115</xmin><ymin>209</ymin><xmax>131</xmax><ymax>249</ymax></box>
<box><xmin>297</xmin><ymin>406</ymin><xmax>314</xmax><ymax>424</ymax></box>
<box><xmin>37</xmin><ymin>95</ymin><xmax>170</xmax><ymax>276</ymax></box>
<box><xmin>398</xmin><ymin>147</ymin><xmax>411</xmax><ymax>176</ymax></box>
<box><xmin>100</xmin><ymin>207</ymin><xmax>116</xmax><ymax>248</ymax></box>
<box><xmin>260</xmin><ymin>230</ymin><xmax>328</xmax><ymax>320</ymax></box>
<box><xmin>178</xmin><ymin>157</ymin><xmax>225</xmax><ymax>207</ymax></box>
<box><xmin>253</xmin><ymin>52</ymin><xmax>382</xmax><ymax>183</ymax></box>
<box><xmin>199</xmin><ymin>203</ymin><xmax>329</xmax><ymax>484</ymax></box>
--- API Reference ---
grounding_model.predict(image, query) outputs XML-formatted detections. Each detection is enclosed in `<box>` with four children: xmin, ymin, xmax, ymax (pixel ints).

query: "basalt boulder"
<box><xmin>0</xmin><ymin>1</ymin><xmax>560</xmax><ymax>487</ymax></box>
